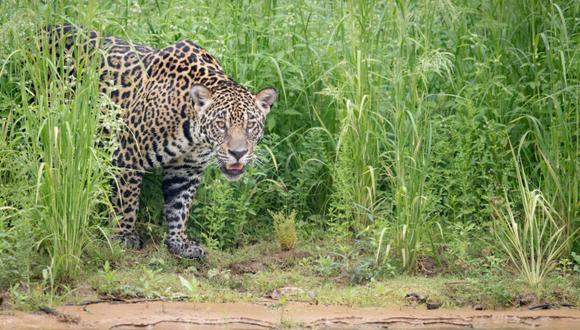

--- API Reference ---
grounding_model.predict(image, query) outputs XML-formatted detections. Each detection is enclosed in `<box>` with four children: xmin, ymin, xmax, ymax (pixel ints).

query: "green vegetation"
<box><xmin>0</xmin><ymin>0</ymin><xmax>578</xmax><ymax>310</ymax></box>
<box><xmin>271</xmin><ymin>210</ymin><xmax>298</xmax><ymax>251</ymax></box>
<box><xmin>493</xmin><ymin>141</ymin><xmax>578</xmax><ymax>287</ymax></box>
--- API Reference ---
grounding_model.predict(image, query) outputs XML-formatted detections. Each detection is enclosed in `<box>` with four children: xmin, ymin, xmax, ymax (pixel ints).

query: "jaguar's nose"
<box><xmin>228</xmin><ymin>149</ymin><xmax>248</xmax><ymax>161</ymax></box>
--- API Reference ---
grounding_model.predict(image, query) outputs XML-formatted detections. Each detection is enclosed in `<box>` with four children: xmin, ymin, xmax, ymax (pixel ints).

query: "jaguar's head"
<box><xmin>190</xmin><ymin>82</ymin><xmax>277</xmax><ymax>181</ymax></box>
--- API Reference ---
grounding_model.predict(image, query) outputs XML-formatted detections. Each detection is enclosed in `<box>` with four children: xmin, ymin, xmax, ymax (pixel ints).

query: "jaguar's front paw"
<box><xmin>165</xmin><ymin>237</ymin><xmax>206</xmax><ymax>259</ymax></box>
<box><xmin>112</xmin><ymin>231</ymin><xmax>143</xmax><ymax>249</ymax></box>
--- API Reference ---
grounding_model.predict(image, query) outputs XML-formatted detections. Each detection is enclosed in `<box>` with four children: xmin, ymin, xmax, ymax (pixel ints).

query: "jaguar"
<box><xmin>48</xmin><ymin>24</ymin><xmax>277</xmax><ymax>258</ymax></box>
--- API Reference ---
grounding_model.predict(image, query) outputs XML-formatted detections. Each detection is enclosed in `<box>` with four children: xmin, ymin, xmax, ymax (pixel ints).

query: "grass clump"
<box><xmin>24</xmin><ymin>31</ymin><xmax>114</xmax><ymax>284</ymax></box>
<box><xmin>493</xmin><ymin>141</ymin><xmax>578</xmax><ymax>287</ymax></box>
<box><xmin>0</xmin><ymin>5</ymin><xmax>116</xmax><ymax>289</ymax></box>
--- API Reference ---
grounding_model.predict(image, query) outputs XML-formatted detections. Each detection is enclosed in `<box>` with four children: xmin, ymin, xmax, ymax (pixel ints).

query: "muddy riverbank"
<box><xmin>1</xmin><ymin>301</ymin><xmax>579</xmax><ymax>329</ymax></box>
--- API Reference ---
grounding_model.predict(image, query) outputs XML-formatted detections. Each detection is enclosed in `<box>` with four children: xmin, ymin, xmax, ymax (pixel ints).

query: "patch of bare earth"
<box><xmin>1</xmin><ymin>301</ymin><xmax>579</xmax><ymax>329</ymax></box>
<box><xmin>228</xmin><ymin>249</ymin><xmax>311</xmax><ymax>274</ymax></box>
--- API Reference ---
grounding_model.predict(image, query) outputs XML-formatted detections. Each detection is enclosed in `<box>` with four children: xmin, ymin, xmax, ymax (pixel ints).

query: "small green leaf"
<box><xmin>266</xmin><ymin>116</ymin><xmax>276</xmax><ymax>131</ymax></box>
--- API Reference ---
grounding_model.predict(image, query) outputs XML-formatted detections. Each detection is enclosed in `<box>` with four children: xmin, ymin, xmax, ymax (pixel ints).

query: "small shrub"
<box><xmin>195</xmin><ymin>176</ymin><xmax>250</xmax><ymax>250</ymax></box>
<box><xmin>271</xmin><ymin>210</ymin><xmax>298</xmax><ymax>251</ymax></box>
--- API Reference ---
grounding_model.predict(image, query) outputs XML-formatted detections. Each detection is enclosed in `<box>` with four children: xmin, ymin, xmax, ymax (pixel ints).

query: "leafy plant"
<box><xmin>179</xmin><ymin>275</ymin><xmax>199</xmax><ymax>297</ymax></box>
<box><xmin>314</xmin><ymin>255</ymin><xmax>338</xmax><ymax>277</ymax></box>
<box><xmin>195</xmin><ymin>176</ymin><xmax>252</xmax><ymax>250</ymax></box>
<box><xmin>572</xmin><ymin>252</ymin><xmax>580</xmax><ymax>274</ymax></box>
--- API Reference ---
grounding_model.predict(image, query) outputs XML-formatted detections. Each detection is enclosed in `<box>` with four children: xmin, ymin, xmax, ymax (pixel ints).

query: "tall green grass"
<box><xmin>0</xmin><ymin>0</ymin><xmax>577</xmax><ymax>287</ymax></box>
<box><xmin>1</xmin><ymin>4</ymin><xmax>114</xmax><ymax>285</ymax></box>
<box><xmin>23</xmin><ymin>36</ymin><xmax>112</xmax><ymax>283</ymax></box>
<box><xmin>493</xmin><ymin>140</ymin><xmax>578</xmax><ymax>287</ymax></box>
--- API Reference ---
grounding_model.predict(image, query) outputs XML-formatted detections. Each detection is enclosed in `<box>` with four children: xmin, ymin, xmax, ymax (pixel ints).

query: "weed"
<box><xmin>179</xmin><ymin>275</ymin><xmax>199</xmax><ymax>297</ymax></box>
<box><xmin>314</xmin><ymin>256</ymin><xmax>338</xmax><ymax>277</ymax></box>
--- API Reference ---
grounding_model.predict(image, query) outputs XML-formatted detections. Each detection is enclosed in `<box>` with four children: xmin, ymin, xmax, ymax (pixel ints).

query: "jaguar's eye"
<box><xmin>247</xmin><ymin>121</ymin><xmax>256</xmax><ymax>129</ymax></box>
<box><xmin>217</xmin><ymin>121</ymin><xmax>226</xmax><ymax>130</ymax></box>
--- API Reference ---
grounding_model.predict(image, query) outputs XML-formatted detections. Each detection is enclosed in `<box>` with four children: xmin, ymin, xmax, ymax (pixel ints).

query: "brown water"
<box><xmin>1</xmin><ymin>301</ymin><xmax>579</xmax><ymax>329</ymax></box>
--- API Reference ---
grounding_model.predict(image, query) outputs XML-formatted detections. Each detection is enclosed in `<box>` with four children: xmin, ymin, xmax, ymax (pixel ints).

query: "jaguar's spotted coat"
<box><xmin>49</xmin><ymin>24</ymin><xmax>277</xmax><ymax>258</ymax></box>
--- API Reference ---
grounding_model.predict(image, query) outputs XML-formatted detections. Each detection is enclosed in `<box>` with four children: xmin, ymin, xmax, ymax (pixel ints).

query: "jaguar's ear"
<box><xmin>189</xmin><ymin>84</ymin><xmax>213</xmax><ymax>112</ymax></box>
<box><xmin>255</xmin><ymin>87</ymin><xmax>277</xmax><ymax>115</ymax></box>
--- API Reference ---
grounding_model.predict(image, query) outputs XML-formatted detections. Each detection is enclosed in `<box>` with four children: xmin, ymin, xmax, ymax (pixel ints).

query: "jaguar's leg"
<box><xmin>162</xmin><ymin>157</ymin><xmax>206</xmax><ymax>259</ymax></box>
<box><xmin>111</xmin><ymin>168</ymin><xmax>144</xmax><ymax>249</ymax></box>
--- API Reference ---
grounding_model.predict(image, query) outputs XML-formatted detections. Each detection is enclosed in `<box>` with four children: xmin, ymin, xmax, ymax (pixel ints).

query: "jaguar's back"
<box><xmin>46</xmin><ymin>24</ymin><xmax>227</xmax><ymax>111</ymax></box>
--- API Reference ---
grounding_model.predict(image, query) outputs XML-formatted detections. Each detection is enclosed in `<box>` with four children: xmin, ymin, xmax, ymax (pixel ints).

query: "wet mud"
<box><xmin>1</xmin><ymin>301</ymin><xmax>579</xmax><ymax>329</ymax></box>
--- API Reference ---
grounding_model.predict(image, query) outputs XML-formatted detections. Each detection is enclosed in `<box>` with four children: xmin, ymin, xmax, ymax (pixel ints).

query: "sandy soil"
<box><xmin>1</xmin><ymin>301</ymin><xmax>579</xmax><ymax>329</ymax></box>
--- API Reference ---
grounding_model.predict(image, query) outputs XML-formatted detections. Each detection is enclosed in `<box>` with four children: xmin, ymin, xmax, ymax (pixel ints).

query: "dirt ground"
<box><xmin>1</xmin><ymin>301</ymin><xmax>579</xmax><ymax>330</ymax></box>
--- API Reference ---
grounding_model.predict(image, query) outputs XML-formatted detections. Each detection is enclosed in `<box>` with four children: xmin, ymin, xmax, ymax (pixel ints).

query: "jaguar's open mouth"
<box><xmin>220</xmin><ymin>162</ymin><xmax>245</xmax><ymax>180</ymax></box>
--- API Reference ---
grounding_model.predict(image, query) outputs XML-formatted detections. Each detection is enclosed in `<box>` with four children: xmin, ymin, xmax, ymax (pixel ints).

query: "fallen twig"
<box><xmin>529</xmin><ymin>303</ymin><xmax>552</xmax><ymax>310</ymax></box>
<box><xmin>39</xmin><ymin>306</ymin><xmax>81</xmax><ymax>324</ymax></box>
<box><xmin>560</xmin><ymin>303</ymin><xmax>576</xmax><ymax>308</ymax></box>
